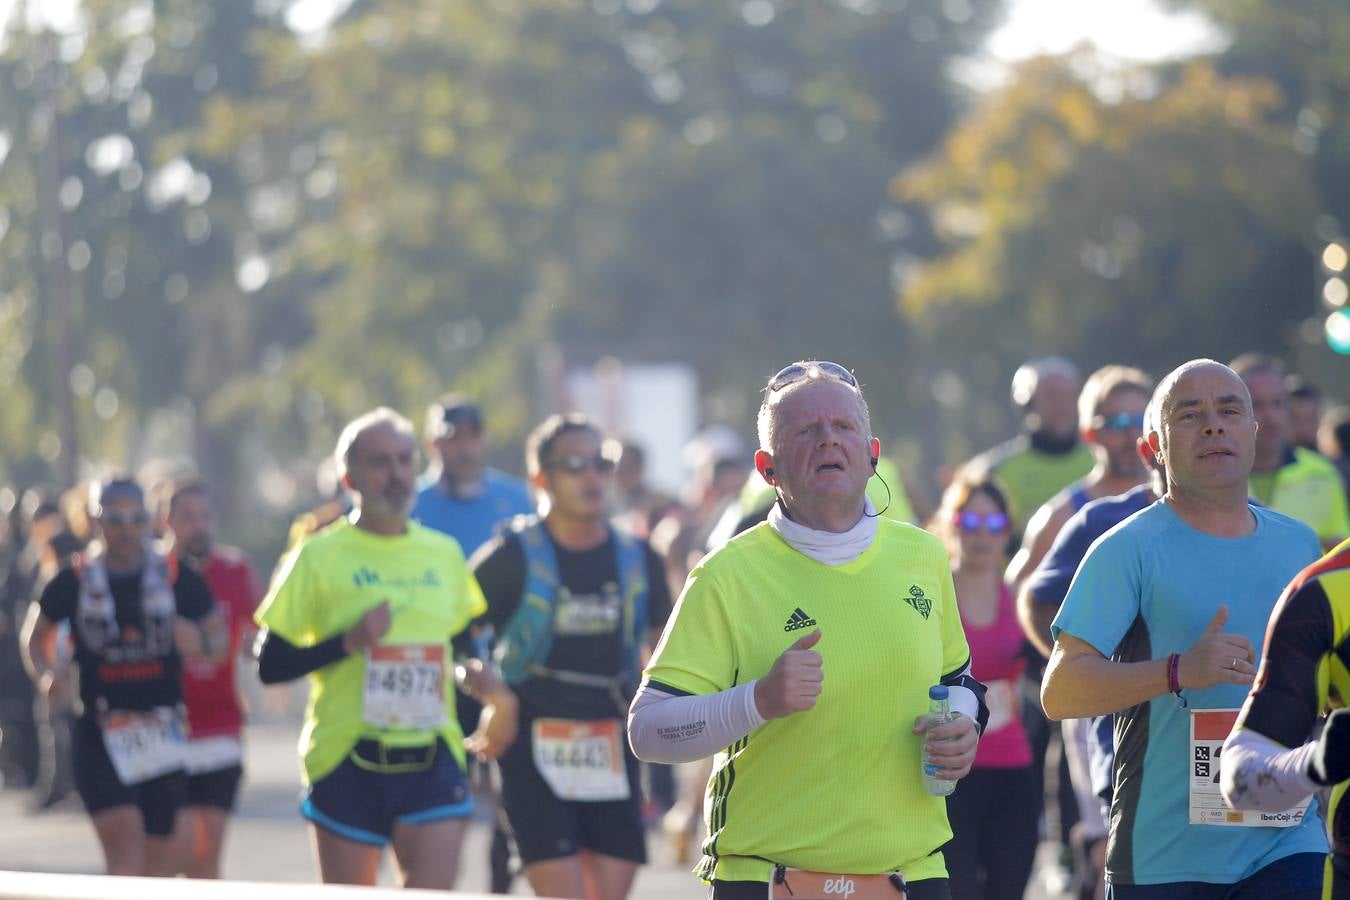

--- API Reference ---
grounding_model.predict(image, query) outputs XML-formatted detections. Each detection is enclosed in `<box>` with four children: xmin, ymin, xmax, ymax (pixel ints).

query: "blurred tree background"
<box><xmin>1</xmin><ymin>0</ymin><xmax>1346</xmax><ymax>563</ymax></box>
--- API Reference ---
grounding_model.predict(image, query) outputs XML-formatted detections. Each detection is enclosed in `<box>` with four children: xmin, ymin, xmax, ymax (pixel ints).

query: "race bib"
<box><xmin>532</xmin><ymin>718</ymin><xmax>629</xmax><ymax>802</ymax></box>
<box><xmin>185</xmin><ymin>735</ymin><xmax>244</xmax><ymax>775</ymax></box>
<box><xmin>983</xmin><ymin>678</ymin><xmax>1019</xmax><ymax>735</ymax></box>
<box><xmin>1189</xmin><ymin>708</ymin><xmax>1312</xmax><ymax>827</ymax></box>
<box><xmin>362</xmin><ymin>644</ymin><xmax>447</xmax><ymax>730</ymax></box>
<box><xmin>102</xmin><ymin>708</ymin><xmax>186</xmax><ymax>785</ymax></box>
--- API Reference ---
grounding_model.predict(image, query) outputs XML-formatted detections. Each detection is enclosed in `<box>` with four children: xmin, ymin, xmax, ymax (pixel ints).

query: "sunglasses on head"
<box><xmin>767</xmin><ymin>360</ymin><xmax>858</xmax><ymax>393</ymax></box>
<box><xmin>101</xmin><ymin>509</ymin><xmax>149</xmax><ymax>526</ymax></box>
<box><xmin>1091</xmin><ymin>412</ymin><xmax>1146</xmax><ymax>433</ymax></box>
<box><xmin>547</xmin><ymin>454</ymin><xmax>616</xmax><ymax>476</ymax></box>
<box><xmin>953</xmin><ymin>510</ymin><xmax>1009</xmax><ymax>534</ymax></box>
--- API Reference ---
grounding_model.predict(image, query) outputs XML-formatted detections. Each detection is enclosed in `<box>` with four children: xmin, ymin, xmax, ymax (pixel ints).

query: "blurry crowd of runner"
<box><xmin>0</xmin><ymin>353</ymin><xmax>1348</xmax><ymax>898</ymax></box>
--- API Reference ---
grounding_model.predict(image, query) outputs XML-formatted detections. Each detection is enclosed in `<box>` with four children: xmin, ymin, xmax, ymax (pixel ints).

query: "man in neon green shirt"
<box><xmin>1232</xmin><ymin>353</ymin><xmax>1350</xmax><ymax>549</ymax></box>
<box><xmin>629</xmin><ymin>360</ymin><xmax>986</xmax><ymax>900</ymax></box>
<box><xmin>966</xmin><ymin>357</ymin><xmax>1095</xmax><ymax>539</ymax></box>
<box><xmin>254</xmin><ymin>407</ymin><xmax>515</xmax><ymax>889</ymax></box>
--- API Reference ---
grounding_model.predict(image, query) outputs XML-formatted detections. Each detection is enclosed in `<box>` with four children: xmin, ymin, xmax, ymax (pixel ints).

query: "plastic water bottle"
<box><xmin>921</xmin><ymin>684</ymin><xmax>957</xmax><ymax>796</ymax></box>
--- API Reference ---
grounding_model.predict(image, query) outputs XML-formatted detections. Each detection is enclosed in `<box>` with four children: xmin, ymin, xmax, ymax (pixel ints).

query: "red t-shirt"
<box><xmin>180</xmin><ymin>547</ymin><xmax>260</xmax><ymax>739</ymax></box>
<box><xmin>960</xmin><ymin>582</ymin><xmax>1033</xmax><ymax>769</ymax></box>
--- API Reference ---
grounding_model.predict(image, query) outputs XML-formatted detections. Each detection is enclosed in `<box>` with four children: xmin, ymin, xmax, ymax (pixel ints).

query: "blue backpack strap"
<box><xmin>495</xmin><ymin>517</ymin><xmax>652</xmax><ymax>688</ymax></box>
<box><xmin>611</xmin><ymin>528</ymin><xmax>649</xmax><ymax>682</ymax></box>
<box><xmin>495</xmin><ymin>515</ymin><xmax>561</xmax><ymax>684</ymax></box>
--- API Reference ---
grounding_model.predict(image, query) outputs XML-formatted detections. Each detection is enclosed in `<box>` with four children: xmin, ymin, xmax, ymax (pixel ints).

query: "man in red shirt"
<box><xmin>160</xmin><ymin>479</ymin><xmax>260</xmax><ymax>878</ymax></box>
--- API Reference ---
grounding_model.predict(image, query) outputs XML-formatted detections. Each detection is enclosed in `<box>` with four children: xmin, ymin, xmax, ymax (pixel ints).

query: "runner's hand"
<box><xmin>343</xmin><ymin>600</ymin><xmax>392</xmax><ymax>654</ymax></box>
<box><xmin>753</xmin><ymin>628</ymin><xmax>823</xmax><ymax>720</ymax></box>
<box><xmin>913</xmin><ymin>711</ymin><xmax>978</xmax><ymax>781</ymax></box>
<box><xmin>39</xmin><ymin>669</ymin><xmax>70</xmax><ymax>710</ymax></box>
<box><xmin>455</xmin><ymin>658</ymin><xmax>503</xmax><ymax>700</ymax></box>
<box><xmin>465</xmin><ymin>688</ymin><xmax>518</xmax><ymax>762</ymax></box>
<box><xmin>173</xmin><ymin>616</ymin><xmax>206</xmax><ymax>659</ymax></box>
<box><xmin>1179</xmin><ymin>605</ymin><xmax>1255</xmax><ymax>689</ymax></box>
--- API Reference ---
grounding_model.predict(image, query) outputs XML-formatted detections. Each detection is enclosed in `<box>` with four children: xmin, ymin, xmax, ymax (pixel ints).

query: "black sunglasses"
<box><xmin>767</xmin><ymin>360</ymin><xmax>858</xmax><ymax>392</ymax></box>
<box><xmin>547</xmin><ymin>454</ymin><xmax>616</xmax><ymax>475</ymax></box>
<box><xmin>101</xmin><ymin>509</ymin><xmax>149</xmax><ymax>526</ymax></box>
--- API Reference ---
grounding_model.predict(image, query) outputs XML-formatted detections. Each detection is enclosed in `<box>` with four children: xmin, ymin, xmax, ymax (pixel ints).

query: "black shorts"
<box><xmin>497</xmin><ymin>719</ymin><xmax>646</xmax><ymax>866</ymax></box>
<box><xmin>73</xmin><ymin>716</ymin><xmax>187</xmax><ymax>837</ymax></box>
<box><xmin>187</xmin><ymin>764</ymin><xmax>244</xmax><ymax>810</ymax></box>
<box><xmin>301</xmin><ymin>737</ymin><xmax>473</xmax><ymax>846</ymax></box>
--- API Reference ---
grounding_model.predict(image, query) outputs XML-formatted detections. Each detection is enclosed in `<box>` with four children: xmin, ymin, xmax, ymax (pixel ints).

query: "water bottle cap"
<box><xmin>929</xmin><ymin>685</ymin><xmax>948</xmax><ymax>700</ymax></box>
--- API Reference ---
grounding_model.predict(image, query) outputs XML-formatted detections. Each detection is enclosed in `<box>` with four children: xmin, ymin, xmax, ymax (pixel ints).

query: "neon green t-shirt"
<box><xmin>645</xmin><ymin>519</ymin><xmax>969</xmax><ymax>884</ymax></box>
<box><xmin>255</xmin><ymin>518</ymin><xmax>486</xmax><ymax>784</ymax></box>
<box><xmin>1249</xmin><ymin>447</ymin><xmax>1350</xmax><ymax>543</ymax></box>
<box><xmin>971</xmin><ymin>437</ymin><xmax>1095</xmax><ymax>534</ymax></box>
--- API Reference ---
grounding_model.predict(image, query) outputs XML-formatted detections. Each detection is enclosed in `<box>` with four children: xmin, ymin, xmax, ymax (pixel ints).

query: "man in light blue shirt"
<box><xmin>1042</xmin><ymin>359</ymin><xmax>1326</xmax><ymax>899</ymax></box>
<box><xmin>413</xmin><ymin>395</ymin><xmax>534</xmax><ymax>560</ymax></box>
<box><xmin>411</xmin><ymin>394</ymin><xmax>534</xmax><ymax>894</ymax></box>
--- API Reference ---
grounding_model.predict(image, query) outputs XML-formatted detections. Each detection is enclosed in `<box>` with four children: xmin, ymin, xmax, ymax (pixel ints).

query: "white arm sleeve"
<box><xmin>939</xmin><ymin>660</ymin><xmax>981</xmax><ymax>727</ymax></box>
<box><xmin>1219</xmin><ymin>727</ymin><xmax>1318</xmax><ymax>811</ymax></box>
<box><xmin>947</xmin><ymin>677</ymin><xmax>980</xmax><ymax>725</ymax></box>
<box><xmin>627</xmin><ymin>681</ymin><xmax>765</xmax><ymax>764</ymax></box>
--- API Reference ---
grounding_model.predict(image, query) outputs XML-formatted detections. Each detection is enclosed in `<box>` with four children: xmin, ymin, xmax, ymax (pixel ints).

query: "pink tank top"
<box><xmin>960</xmin><ymin>581</ymin><xmax>1033</xmax><ymax>769</ymax></box>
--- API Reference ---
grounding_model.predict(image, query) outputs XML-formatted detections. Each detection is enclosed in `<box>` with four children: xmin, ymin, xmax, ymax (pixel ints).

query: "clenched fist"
<box><xmin>754</xmin><ymin>628</ymin><xmax>824</xmax><ymax>720</ymax></box>
<box><xmin>343</xmin><ymin>600</ymin><xmax>392</xmax><ymax>654</ymax></box>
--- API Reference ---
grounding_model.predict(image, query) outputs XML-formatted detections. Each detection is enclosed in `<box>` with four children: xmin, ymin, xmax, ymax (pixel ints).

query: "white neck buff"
<box><xmin>767</xmin><ymin>496</ymin><xmax>878</xmax><ymax>566</ymax></box>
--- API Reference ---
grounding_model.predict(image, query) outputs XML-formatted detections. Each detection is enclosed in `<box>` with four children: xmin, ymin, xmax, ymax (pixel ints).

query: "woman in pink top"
<box><xmin>931</xmin><ymin>476</ymin><xmax>1037</xmax><ymax>900</ymax></box>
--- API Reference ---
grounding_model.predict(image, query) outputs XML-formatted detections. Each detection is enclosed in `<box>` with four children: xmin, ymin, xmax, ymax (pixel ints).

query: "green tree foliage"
<box><xmin>895</xmin><ymin>56</ymin><xmax>1319</xmax><ymax>458</ymax></box>
<box><xmin>202</xmin><ymin>0</ymin><xmax>1006</xmax><ymax>465</ymax></box>
<box><xmin>0</xmin><ymin>1</ymin><xmax>283</xmax><ymax>510</ymax></box>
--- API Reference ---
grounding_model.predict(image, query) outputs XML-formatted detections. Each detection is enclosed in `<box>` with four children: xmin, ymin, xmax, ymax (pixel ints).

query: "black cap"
<box><xmin>426</xmin><ymin>395</ymin><xmax>483</xmax><ymax>439</ymax></box>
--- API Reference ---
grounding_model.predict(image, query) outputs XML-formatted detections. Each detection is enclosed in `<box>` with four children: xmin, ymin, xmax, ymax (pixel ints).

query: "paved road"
<box><xmin>0</xmin><ymin>714</ymin><xmax>1074</xmax><ymax>898</ymax></box>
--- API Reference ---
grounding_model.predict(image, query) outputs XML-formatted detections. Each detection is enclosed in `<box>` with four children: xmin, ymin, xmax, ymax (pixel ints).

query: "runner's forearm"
<box><xmin>627</xmin><ymin>681</ymin><xmax>764</xmax><ymax>764</ymax></box>
<box><xmin>1220</xmin><ymin>728</ymin><xmax>1318</xmax><ymax>811</ymax></box>
<box><xmin>255</xmin><ymin>629</ymin><xmax>347</xmax><ymax>684</ymax></box>
<box><xmin>1042</xmin><ymin>642</ymin><xmax>1169</xmax><ymax>720</ymax></box>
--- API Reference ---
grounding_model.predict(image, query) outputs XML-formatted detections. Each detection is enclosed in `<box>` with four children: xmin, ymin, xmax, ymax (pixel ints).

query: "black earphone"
<box><xmin>870</xmin><ymin>456</ymin><xmax>878</xmax><ymax>468</ymax></box>
<box><xmin>764</xmin><ymin>467</ymin><xmax>775</xmax><ymax>477</ymax></box>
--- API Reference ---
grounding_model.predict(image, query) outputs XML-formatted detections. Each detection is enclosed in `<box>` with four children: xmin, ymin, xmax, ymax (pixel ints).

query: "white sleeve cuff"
<box><xmin>947</xmin><ymin>685</ymin><xmax>980</xmax><ymax>725</ymax></box>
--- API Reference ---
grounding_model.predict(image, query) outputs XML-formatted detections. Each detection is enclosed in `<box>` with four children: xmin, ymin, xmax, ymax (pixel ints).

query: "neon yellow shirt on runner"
<box><xmin>255</xmin><ymin>518</ymin><xmax>486</xmax><ymax>785</ymax></box>
<box><xmin>645</xmin><ymin>519</ymin><xmax>970</xmax><ymax>884</ymax></box>
<box><xmin>1248</xmin><ymin>447</ymin><xmax>1350</xmax><ymax>543</ymax></box>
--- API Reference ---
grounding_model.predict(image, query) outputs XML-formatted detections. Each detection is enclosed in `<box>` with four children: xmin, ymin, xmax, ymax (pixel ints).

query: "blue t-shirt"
<box><xmin>1052</xmin><ymin>501</ymin><xmax>1325</xmax><ymax>886</ymax></box>
<box><xmin>1028</xmin><ymin>484</ymin><xmax>1156</xmax><ymax>610</ymax></box>
<box><xmin>412</xmin><ymin>469</ymin><xmax>534</xmax><ymax>559</ymax></box>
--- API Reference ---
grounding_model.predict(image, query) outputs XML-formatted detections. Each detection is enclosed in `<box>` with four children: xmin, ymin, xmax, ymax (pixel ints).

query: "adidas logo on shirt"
<box><xmin>783</xmin><ymin>607</ymin><xmax>818</xmax><ymax>632</ymax></box>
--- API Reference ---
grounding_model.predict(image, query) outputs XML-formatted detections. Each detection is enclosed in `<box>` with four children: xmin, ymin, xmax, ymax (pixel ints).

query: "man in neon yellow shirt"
<box><xmin>629</xmin><ymin>360</ymin><xmax>986</xmax><ymax>900</ymax></box>
<box><xmin>1231</xmin><ymin>353</ymin><xmax>1350</xmax><ymax>549</ymax></box>
<box><xmin>966</xmin><ymin>357</ymin><xmax>1095</xmax><ymax>540</ymax></box>
<box><xmin>254</xmin><ymin>407</ymin><xmax>515</xmax><ymax>889</ymax></box>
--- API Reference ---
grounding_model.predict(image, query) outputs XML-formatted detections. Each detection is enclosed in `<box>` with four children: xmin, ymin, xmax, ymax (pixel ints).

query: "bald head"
<box><xmin>1146</xmin><ymin>359</ymin><xmax>1256</xmax><ymax>496</ymax></box>
<box><xmin>1149</xmin><ymin>359</ymin><xmax>1251</xmax><ymax>437</ymax></box>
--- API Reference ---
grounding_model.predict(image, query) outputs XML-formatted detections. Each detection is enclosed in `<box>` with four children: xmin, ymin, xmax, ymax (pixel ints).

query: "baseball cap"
<box><xmin>426</xmin><ymin>395</ymin><xmax>484</xmax><ymax>439</ymax></box>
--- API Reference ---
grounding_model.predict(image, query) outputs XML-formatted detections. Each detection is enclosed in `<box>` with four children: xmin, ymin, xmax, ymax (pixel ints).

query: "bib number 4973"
<box><xmin>362</xmin><ymin>645</ymin><xmax>446</xmax><ymax>730</ymax></box>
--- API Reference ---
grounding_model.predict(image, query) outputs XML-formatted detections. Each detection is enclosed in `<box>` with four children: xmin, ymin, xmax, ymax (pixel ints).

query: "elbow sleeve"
<box><xmin>1220</xmin><ymin>728</ymin><xmax>1317</xmax><ymax>812</ymax></box>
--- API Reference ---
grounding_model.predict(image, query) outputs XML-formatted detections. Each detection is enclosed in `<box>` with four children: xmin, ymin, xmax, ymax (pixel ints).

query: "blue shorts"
<box><xmin>1105</xmin><ymin>852</ymin><xmax>1324</xmax><ymax>900</ymax></box>
<box><xmin>301</xmin><ymin>737</ymin><xmax>473</xmax><ymax>846</ymax></box>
